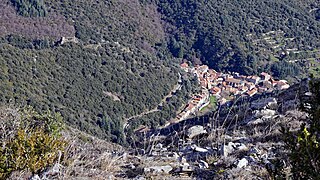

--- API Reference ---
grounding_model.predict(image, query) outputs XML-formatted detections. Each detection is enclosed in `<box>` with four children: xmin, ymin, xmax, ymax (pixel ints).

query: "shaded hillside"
<box><xmin>153</xmin><ymin>0</ymin><xmax>320</xmax><ymax>78</ymax></box>
<box><xmin>46</xmin><ymin>0</ymin><xmax>165</xmax><ymax>50</ymax></box>
<box><xmin>0</xmin><ymin>0</ymin><xmax>74</xmax><ymax>40</ymax></box>
<box><xmin>10</xmin><ymin>0</ymin><xmax>47</xmax><ymax>17</ymax></box>
<box><xmin>0</xmin><ymin>0</ymin><xmax>166</xmax><ymax>50</ymax></box>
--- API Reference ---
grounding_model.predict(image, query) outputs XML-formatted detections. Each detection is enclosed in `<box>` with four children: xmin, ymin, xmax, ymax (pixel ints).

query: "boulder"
<box><xmin>191</xmin><ymin>144</ymin><xmax>208</xmax><ymax>153</ymax></box>
<box><xmin>187</xmin><ymin>125</ymin><xmax>207</xmax><ymax>138</ymax></box>
<box><xmin>220</xmin><ymin>142</ymin><xmax>236</xmax><ymax>157</ymax></box>
<box><xmin>235</xmin><ymin>143</ymin><xmax>248</xmax><ymax>151</ymax></box>
<box><xmin>179</xmin><ymin>156</ymin><xmax>187</xmax><ymax>164</ymax></box>
<box><xmin>176</xmin><ymin>163</ymin><xmax>194</xmax><ymax>173</ymax></box>
<box><xmin>155</xmin><ymin>143</ymin><xmax>163</xmax><ymax>149</ymax></box>
<box><xmin>305</xmin><ymin>92</ymin><xmax>312</xmax><ymax>96</ymax></box>
<box><xmin>266</xmin><ymin>98</ymin><xmax>278</xmax><ymax>110</ymax></box>
<box><xmin>144</xmin><ymin>165</ymin><xmax>173</xmax><ymax>174</ymax></box>
<box><xmin>247</xmin><ymin>118</ymin><xmax>264</xmax><ymax>125</ymax></box>
<box><xmin>171</xmin><ymin>152</ymin><xmax>180</xmax><ymax>159</ymax></box>
<box><xmin>251</xmin><ymin>97</ymin><xmax>277</xmax><ymax>110</ymax></box>
<box><xmin>31</xmin><ymin>175</ymin><xmax>41</xmax><ymax>180</ymax></box>
<box><xmin>198</xmin><ymin>160</ymin><xmax>209</xmax><ymax>169</ymax></box>
<box><xmin>254</xmin><ymin>109</ymin><xmax>276</xmax><ymax>118</ymax></box>
<box><xmin>41</xmin><ymin>163</ymin><xmax>63</xmax><ymax>179</ymax></box>
<box><xmin>237</xmin><ymin>158</ymin><xmax>248</xmax><ymax>168</ymax></box>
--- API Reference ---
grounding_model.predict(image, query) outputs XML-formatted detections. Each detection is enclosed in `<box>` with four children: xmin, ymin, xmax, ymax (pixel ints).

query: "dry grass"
<box><xmin>56</xmin><ymin>127</ymin><xmax>126</xmax><ymax>179</ymax></box>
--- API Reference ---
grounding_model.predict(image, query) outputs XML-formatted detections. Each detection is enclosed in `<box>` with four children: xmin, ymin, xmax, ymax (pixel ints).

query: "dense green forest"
<box><xmin>46</xmin><ymin>0</ymin><xmax>166</xmax><ymax>50</ymax></box>
<box><xmin>152</xmin><ymin>0</ymin><xmax>320</xmax><ymax>78</ymax></box>
<box><xmin>0</xmin><ymin>0</ymin><xmax>319</xmax><ymax>144</ymax></box>
<box><xmin>0</xmin><ymin>0</ymin><xmax>185</xmax><ymax>143</ymax></box>
<box><xmin>0</xmin><ymin>42</ymin><xmax>183</xmax><ymax>141</ymax></box>
<box><xmin>10</xmin><ymin>0</ymin><xmax>47</xmax><ymax>17</ymax></box>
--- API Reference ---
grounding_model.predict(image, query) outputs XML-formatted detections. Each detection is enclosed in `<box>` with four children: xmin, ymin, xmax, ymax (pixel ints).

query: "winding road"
<box><xmin>123</xmin><ymin>73</ymin><xmax>182</xmax><ymax>129</ymax></box>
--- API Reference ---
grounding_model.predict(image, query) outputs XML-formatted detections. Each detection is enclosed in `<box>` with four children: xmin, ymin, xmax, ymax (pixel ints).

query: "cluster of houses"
<box><xmin>174</xmin><ymin>62</ymin><xmax>290</xmax><ymax>122</ymax></box>
<box><xmin>175</xmin><ymin>90</ymin><xmax>210</xmax><ymax>122</ymax></box>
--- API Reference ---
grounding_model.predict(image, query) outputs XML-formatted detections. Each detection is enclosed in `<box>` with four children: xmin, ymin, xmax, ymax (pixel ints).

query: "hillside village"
<box><xmin>174</xmin><ymin>62</ymin><xmax>290</xmax><ymax>122</ymax></box>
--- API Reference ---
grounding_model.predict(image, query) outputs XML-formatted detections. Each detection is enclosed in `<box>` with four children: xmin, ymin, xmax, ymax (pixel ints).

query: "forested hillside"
<box><xmin>10</xmin><ymin>0</ymin><xmax>47</xmax><ymax>17</ymax></box>
<box><xmin>153</xmin><ymin>0</ymin><xmax>320</xmax><ymax>78</ymax></box>
<box><xmin>1</xmin><ymin>1</ymin><xmax>320</xmax><ymax>179</ymax></box>
<box><xmin>0</xmin><ymin>0</ymin><xmax>74</xmax><ymax>40</ymax></box>
<box><xmin>0</xmin><ymin>0</ymin><xmax>319</xmax><ymax>144</ymax></box>
<box><xmin>46</xmin><ymin>0</ymin><xmax>166</xmax><ymax>50</ymax></box>
<box><xmin>0</xmin><ymin>0</ymin><xmax>188</xmax><ymax>143</ymax></box>
<box><xmin>0</xmin><ymin>43</ymin><xmax>183</xmax><ymax>142</ymax></box>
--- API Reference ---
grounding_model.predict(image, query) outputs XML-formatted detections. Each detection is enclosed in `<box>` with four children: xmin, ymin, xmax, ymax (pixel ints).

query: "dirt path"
<box><xmin>123</xmin><ymin>74</ymin><xmax>182</xmax><ymax>129</ymax></box>
<box><xmin>125</xmin><ymin>108</ymin><xmax>160</xmax><ymax>122</ymax></box>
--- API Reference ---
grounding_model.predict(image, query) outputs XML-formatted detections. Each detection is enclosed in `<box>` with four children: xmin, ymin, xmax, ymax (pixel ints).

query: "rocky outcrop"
<box><xmin>237</xmin><ymin>158</ymin><xmax>249</xmax><ymax>168</ymax></box>
<box><xmin>187</xmin><ymin>125</ymin><xmax>207</xmax><ymax>138</ymax></box>
<box><xmin>254</xmin><ymin>109</ymin><xmax>276</xmax><ymax>118</ymax></box>
<box><xmin>60</xmin><ymin>36</ymin><xmax>79</xmax><ymax>45</ymax></box>
<box><xmin>251</xmin><ymin>97</ymin><xmax>278</xmax><ymax>110</ymax></box>
<box><xmin>24</xmin><ymin>80</ymin><xmax>309</xmax><ymax>180</ymax></box>
<box><xmin>144</xmin><ymin>165</ymin><xmax>173</xmax><ymax>174</ymax></box>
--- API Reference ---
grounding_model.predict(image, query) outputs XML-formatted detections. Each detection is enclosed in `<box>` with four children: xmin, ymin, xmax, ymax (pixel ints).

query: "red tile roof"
<box><xmin>180</xmin><ymin>62</ymin><xmax>189</xmax><ymax>68</ymax></box>
<box><xmin>247</xmin><ymin>88</ymin><xmax>258</xmax><ymax>96</ymax></box>
<box><xmin>210</xmin><ymin>87</ymin><xmax>221</xmax><ymax>94</ymax></box>
<box><xmin>226</xmin><ymin>78</ymin><xmax>241</xmax><ymax>84</ymax></box>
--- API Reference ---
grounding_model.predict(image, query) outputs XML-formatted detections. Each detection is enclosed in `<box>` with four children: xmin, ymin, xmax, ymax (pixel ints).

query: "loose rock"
<box><xmin>198</xmin><ymin>160</ymin><xmax>209</xmax><ymax>169</ymax></box>
<box><xmin>144</xmin><ymin>165</ymin><xmax>173</xmax><ymax>174</ymax></box>
<box><xmin>187</xmin><ymin>125</ymin><xmax>207</xmax><ymax>138</ymax></box>
<box><xmin>237</xmin><ymin>158</ymin><xmax>249</xmax><ymax>168</ymax></box>
<box><xmin>254</xmin><ymin>109</ymin><xmax>276</xmax><ymax>118</ymax></box>
<box><xmin>191</xmin><ymin>144</ymin><xmax>209</xmax><ymax>153</ymax></box>
<box><xmin>251</xmin><ymin>97</ymin><xmax>277</xmax><ymax>110</ymax></box>
<box><xmin>220</xmin><ymin>142</ymin><xmax>236</xmax><ymax>157</ymax></box>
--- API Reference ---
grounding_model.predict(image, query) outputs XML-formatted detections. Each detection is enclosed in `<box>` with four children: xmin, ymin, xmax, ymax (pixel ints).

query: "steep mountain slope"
<box><xmin>1</xmin><ymin>1</ymin><xmax>320</xmax><ymax>179</ymax></box>
<box><xmin>0</xmin><ymin>0</ymin><xmax>319</xmax><ymax>143</ymax></box>
<box><xmin>154</xmin><ymin>0</ymin><xmax>320</xmax><ymax>78</ymax></box>
<box><xmin>0</xmin><ymin>0</ymin><xmax>186</xmax><ymax>143</ymax></box>
<box><xmin>46</xmin><ymin>0</ymin><xmax>165</xmax><ymax>49</ymax></box>
<box><xmin>0</xmin><ymin>0</ymin><xmax>74</xmax><ymax>40</ymax></box>
<box><xmin>0</xmin><ymin>43</ymin><xmax>179</xmax><ymax>142</ymax></box>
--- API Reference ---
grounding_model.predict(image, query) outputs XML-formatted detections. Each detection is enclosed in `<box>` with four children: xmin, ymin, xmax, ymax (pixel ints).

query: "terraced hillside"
<box><xmin>153</xmin><ymin>0</ymin><xmax>320</xmax><ymax>79</ymax></box>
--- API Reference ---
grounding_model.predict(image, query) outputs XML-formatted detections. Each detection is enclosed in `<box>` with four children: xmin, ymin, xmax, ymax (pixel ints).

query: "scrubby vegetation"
<box><xmin>0</xmin><ymin>107</ymin><xmax>66</xmax><ymax>179</ymax></box>
<box><xmin>271</xmin><ymin>78</ymin><xmax>320</xmax><ymax>179</ymax></box>
<box><xmin>285</xmin><ymin>78</ymin><xmax>320</xmax><ymax>179</ymax></box>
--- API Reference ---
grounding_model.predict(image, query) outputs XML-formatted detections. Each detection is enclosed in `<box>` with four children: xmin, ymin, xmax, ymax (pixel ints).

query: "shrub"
<box><xmin>277</xmin><ymin>78</ymin><xmax>320</xmax><ymax>179</ymax></box>
<box><xmin>0</xmin><ymin>106</ymin><xmax>67</xmax><ymax>179</ymax></box>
